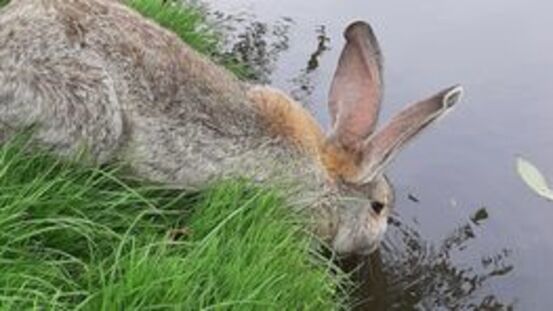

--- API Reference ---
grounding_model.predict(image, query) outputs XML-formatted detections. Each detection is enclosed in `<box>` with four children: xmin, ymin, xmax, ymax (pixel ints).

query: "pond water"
<box><xmin>207</xmin><ymin>0</ymin><xmax>553</xmax><ymax>309</ymax></box>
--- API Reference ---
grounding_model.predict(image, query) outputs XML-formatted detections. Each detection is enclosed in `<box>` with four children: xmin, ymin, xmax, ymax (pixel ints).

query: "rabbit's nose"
<box><xmin>353</xmin><ymin>243</ymin><xmax>378</xmax><ymax>256</ymax></box>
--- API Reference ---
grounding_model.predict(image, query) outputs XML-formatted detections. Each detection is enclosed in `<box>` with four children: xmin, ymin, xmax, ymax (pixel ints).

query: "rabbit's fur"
<box><xmin>0</xmin><ymin>0</ymin><xmax>463</xmax><ymax>255</ymax></box>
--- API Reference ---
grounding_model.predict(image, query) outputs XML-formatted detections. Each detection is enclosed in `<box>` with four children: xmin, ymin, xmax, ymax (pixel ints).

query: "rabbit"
<box><xmin>0</xmin><ymin>0</ymin><xmax>463</xmax><ymax>255</ymax></box>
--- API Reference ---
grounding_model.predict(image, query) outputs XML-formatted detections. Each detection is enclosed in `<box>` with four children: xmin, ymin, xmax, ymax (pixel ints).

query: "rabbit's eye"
<box><xmin>371</xmin><ymin>201</ymin><xmax>385</xmax><ymax>214</ymax></box>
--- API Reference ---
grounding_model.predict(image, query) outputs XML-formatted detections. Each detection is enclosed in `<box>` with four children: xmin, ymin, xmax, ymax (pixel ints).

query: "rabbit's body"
<box><xmin>0</xmin><ymin>0</ymin><xmax>321</xmax><ymax>185</ymax></box>
<box><xmin>0</xmin><ymin>0</ymin><xmax>463</xmax><ymax>254</ymax></box>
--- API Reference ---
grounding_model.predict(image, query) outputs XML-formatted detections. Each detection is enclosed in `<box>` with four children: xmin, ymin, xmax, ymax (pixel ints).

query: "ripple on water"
<box><xmin>341</xmin><ymin>210</ymin><xmax>515</xmax><ymax>310</ymax></box>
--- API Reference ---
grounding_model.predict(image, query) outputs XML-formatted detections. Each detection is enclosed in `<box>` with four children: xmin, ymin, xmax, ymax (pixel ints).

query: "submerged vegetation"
<box><xmin>0</xmin><ymin>0</ymin><xmax>347</xmax><ymax>309</ymax></box>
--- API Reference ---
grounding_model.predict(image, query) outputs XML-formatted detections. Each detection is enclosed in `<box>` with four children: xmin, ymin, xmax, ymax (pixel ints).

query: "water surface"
<box><xmin>208</xmin><ymin>0</ymin><xmax>553</xmax><ymax>309</ymax></box>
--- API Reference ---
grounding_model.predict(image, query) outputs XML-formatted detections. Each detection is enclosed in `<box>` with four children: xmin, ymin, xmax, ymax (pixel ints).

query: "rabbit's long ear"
<box><xmin>350</xmin><ymin>85</ymin><xmax>463</xmax><ymax>183</ymax></box>
<box><xmin>328</xmin><ymin>21</ymin><xmax>383</xmax><ymax>151</ymax></box>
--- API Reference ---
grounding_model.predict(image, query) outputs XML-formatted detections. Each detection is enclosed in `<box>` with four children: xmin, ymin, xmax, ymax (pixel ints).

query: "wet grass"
<box><xmin>0</xmin><ymin>137</ymin><xmax>346</xmax><ymax>310</ymax></box>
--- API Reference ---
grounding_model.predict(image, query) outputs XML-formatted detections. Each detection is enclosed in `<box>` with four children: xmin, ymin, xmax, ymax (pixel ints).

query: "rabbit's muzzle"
<box><xmin>330</xmin><ymin>201</ymin><xmax>389</xmax><ymax>255</ymax></box>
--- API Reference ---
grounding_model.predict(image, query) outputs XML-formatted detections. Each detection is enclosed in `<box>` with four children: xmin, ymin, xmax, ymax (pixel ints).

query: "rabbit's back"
<box><xmin>1</xmin><ymin>0</ymin><xmax>250</xmax><ymax>110</ymax></box>
<box><xmin>0</xmin><ymin>0</ymin><xmax>322</xmax><ymax>186</ymax></box>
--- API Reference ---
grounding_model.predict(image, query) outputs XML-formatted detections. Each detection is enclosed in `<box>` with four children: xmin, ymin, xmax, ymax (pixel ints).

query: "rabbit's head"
<box><xmin>314</xmin><ymin>21</ymin><xmax>463</xmax><ymax>255</ymax></box>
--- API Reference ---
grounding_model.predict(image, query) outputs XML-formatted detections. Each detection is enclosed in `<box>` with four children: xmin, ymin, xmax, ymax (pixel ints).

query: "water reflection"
<box><xmin>208</xmin><ymin>8</ymin><xmax>332</xmax><ymax>107</ymax></box>
<box><xmin>289</xmin><ymin>25</ymin><xmax>330</xmax><ymax>105</ymax></box>
<box><xmin>209</xmin><ymin>10</ymin><xmax>293</xmax><ymax>82</ymax></box>
<box><xmin>341</xmin><ymin>209</ymin><xmax>514</xmax><ymax>310</ymax></box>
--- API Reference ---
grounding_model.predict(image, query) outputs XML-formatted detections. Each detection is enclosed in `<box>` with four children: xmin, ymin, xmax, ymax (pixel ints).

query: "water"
<box><xmin>206</xmin><ymin>0</ymin><xmax>553</xmax><ymax>309</ymax></box>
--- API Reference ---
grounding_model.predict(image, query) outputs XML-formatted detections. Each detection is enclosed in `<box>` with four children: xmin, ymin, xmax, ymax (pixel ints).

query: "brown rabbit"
<box><xmin>0</xmin><ymin>0</ymin><xmax>463</xmax><ymax>254</ymax></box>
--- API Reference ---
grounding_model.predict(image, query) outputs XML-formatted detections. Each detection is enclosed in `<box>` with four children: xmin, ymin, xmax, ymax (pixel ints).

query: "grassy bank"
<box><xmin>0</xmin><ymin>138</ymin><xmax>344</xmax><ymax>310</ymax></box>
<box><xmin>0</xmin><ymin>0</ymin><xmax>348</xmax><ymax>309</ymax></box>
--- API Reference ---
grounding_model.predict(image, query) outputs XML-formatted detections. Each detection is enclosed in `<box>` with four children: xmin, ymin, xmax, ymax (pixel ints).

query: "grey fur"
<box><xmin>0</xmin><ymin>0</ymin><xmax>462</xmax><ymax>255</ymax></box>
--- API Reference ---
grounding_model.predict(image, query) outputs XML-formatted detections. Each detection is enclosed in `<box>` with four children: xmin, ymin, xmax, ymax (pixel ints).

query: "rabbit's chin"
<box><xmin>331</xmin><ymin>212</ymin><xmax>388</xmax><ymax>256</ymax></box>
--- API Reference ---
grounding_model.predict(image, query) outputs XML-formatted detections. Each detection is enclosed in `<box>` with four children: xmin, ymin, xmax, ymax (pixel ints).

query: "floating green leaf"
<box><xmin>516</xmin><ymin>157</ymin><xmax>553</xmax><ymax>201</ymax></box>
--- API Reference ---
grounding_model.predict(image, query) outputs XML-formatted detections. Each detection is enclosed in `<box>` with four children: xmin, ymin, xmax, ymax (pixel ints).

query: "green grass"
<box><xmin>0</xmin><ymin>137</ymin><xmax>347</xmax><ymax>310</ymax></box>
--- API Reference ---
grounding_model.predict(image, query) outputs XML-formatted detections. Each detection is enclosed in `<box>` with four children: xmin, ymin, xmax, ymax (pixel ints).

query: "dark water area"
<box><xmin>206</xmin><ymin>0</ymin><xmax>553</xmax><ymax>309</ymax></box>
